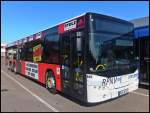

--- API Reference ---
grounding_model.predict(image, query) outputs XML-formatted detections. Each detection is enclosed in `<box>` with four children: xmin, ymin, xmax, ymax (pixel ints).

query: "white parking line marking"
<box><xmin>131</xmin><ymin>91</ymin><xmax>149</xmax><ymax>97</ymax></box>
<box><xmin>1</xmin><ymin>70</ymin><xmax>59</xmax><ymax>112</ymax></box>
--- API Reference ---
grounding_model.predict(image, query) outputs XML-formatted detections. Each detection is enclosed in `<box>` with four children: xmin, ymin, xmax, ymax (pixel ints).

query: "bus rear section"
<box><xmin>5</xmin><ymin>12</ymin><xmax>139</xmax><ymax>104</ymax></box>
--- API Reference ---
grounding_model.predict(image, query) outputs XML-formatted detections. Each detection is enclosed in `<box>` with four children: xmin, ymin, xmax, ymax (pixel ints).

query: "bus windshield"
<box><xmin>87</xmin><ymin>17</ymin><xmax>137</xmax><ymax>76</ymax></box>
<box><xmin>88</xmin><ymin>33</ymin><xmax>137</xmax><ymax>75</ymax></box>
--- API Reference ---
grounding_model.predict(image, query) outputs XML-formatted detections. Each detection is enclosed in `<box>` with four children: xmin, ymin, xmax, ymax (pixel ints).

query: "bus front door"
<box><xmin>60</xmin><ymin>31</ymin><xmax>85</xmax><ymax>101</ymax></box>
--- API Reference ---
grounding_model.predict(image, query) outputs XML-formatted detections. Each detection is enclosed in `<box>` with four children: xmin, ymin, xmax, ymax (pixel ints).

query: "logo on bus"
<box><xmin>58</xmin><ymin>16</ymin><xmax>85</xmax><ymax>34</ymax></box>
<box><xmin>64</xmin><ymin>20</ymin><xmax>77</xmax><ymax>31</ymax></box>
<box><xmin>102</xmin><ymin>76</ymin><xmax>122</xmax><ymax>87</ymax></box>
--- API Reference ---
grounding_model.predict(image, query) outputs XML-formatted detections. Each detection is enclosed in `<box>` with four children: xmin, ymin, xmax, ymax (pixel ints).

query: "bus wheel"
<box><xmin>46</xmin><ymin>71</ymin><xmax>56</xmax><ymax>94</ymax></box>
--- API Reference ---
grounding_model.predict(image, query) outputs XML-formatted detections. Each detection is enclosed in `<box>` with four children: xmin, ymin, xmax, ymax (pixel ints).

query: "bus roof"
<box><xmin>7</xmin><ymin>13</ymin><xmax>87</xmax><ymax>48</ymax></box>
<box><xmin>7</xmin><ymin>12</ymin><xmax>133</xmax><ymax>48</ymax></box>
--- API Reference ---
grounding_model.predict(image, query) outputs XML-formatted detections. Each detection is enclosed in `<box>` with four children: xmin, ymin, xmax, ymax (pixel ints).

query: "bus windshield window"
<box><xmin>88</xmin><ymin>17</ymin><xmax>136</xmax><ymax>74</ymax></box>
<box><xmin>88</xmin><ymin>33</ymin><xmax>136</xmax><ymax>73</ymax></box>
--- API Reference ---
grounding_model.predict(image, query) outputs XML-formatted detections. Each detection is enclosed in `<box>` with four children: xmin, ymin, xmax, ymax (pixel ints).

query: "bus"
<box><xmin>6</xmin><ymin>12</ymin><xmax>139</xmax><ymax>104</ymax></box>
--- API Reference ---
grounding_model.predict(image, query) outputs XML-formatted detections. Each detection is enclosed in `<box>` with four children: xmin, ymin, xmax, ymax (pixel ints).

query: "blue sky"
<box><xmin>1</xmin><ymin>1</ymin><xmax>149</xmax><ymax>44</ymax></box>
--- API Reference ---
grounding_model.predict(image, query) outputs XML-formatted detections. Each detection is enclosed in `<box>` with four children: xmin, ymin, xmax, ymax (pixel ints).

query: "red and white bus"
<box><xmin>6</xmin><ymin>12</ymin><xmax>139</xmax><ymax>104</ymax></box>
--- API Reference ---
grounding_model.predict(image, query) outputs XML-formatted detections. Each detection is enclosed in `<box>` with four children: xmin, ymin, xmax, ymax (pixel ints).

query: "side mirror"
<box><xmin>77</xmin><ymin>37</ymin><xmax>81</xmax><ymax>51</ymax></box>
<box><xmin>76</xmin><ymin>32</ymin><xmax>83</xmax><ymax>52</ymax></box>
<box><xmin>76</xmin><ymin>31</ymin><xmax>83</xmax><ymax>37</ymax></box>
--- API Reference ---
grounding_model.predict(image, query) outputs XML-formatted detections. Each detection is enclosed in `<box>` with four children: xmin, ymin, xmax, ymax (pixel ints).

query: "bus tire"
<box><xmin>46</xmin><ymin>71</ymin><xmax>56</xmax><ymax>94</ymax></box>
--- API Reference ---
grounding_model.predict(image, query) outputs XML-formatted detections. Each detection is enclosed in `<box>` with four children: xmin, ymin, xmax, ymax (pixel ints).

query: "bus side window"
<box><xmin>42</xmin><ymin>34</ymin><xmax>59</xmax><ymax>64</ymax></box>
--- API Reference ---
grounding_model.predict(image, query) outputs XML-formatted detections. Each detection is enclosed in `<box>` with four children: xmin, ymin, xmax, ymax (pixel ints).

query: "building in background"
<box><xmin>130</xmin><ymin>16</ymin><xmax>149</xmax><ymax>86</ymax></box>
<box><xmin>1</xmin><ymin>43</ymin><xmax>6</xmax><ymax>57</ymax></box>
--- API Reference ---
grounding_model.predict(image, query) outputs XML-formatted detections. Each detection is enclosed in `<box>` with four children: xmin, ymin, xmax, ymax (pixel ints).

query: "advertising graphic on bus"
<box><xmin>6</xmin><ymin>12</ymin><xmax>139</xmax><ymax>103</ymax></box>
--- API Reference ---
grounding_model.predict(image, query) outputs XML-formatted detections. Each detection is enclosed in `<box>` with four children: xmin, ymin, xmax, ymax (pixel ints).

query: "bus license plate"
<box><xmin>118</xmin><ymin>88</ymin><xmax>128</xmax><ymax>96</ymax></box>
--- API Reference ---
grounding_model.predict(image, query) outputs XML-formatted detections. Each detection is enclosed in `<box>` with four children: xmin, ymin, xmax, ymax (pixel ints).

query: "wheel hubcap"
<box><xmin>47</xmin><ymin>77</ymin><xmax>54</xmax><ymax>88</ymax></box>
